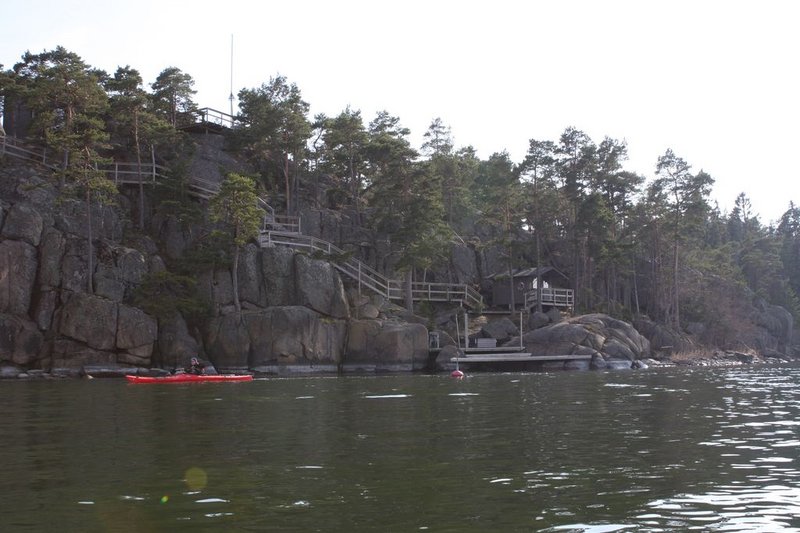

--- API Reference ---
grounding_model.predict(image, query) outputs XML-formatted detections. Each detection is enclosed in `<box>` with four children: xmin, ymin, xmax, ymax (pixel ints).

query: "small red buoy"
<box><xmin>451</xmin><ymin>369</ymin><xmax>465</xmax><ymax>379</ymax></box>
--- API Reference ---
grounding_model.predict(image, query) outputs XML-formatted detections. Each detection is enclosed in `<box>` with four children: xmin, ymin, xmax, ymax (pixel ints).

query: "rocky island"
<box><xmin>0</xmin><ymin>48</ymin><xmax>797</xmax><ymax>378</ymax></box>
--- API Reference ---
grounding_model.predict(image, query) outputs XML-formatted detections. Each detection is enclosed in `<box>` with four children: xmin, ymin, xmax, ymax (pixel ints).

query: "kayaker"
<box><xmin>186</xmin><ymin>357</ymin><xmax>206</xmax><ymax>375</ymax></box>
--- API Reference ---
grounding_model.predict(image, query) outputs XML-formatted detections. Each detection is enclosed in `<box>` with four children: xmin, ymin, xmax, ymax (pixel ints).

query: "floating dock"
<box><xmin>439</xmin><ymin>311</ymin><xmax>594</xmax><ymax>369</ymax></box>
<box><xmin>451</xmin><ymin>353</ymin><xmax>592</xmax><ymax>363</ymax></box>
<box><xmin>451</xmin><ymin>346</ymin><xmax>592</xmax><ymax>364</ymax></box>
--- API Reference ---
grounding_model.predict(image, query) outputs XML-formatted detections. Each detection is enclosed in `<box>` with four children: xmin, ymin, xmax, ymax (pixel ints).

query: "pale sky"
<box><xmin>2</xmin><ymin>0</ymin><xmax>798</xmax><ymax>223</ymax></box>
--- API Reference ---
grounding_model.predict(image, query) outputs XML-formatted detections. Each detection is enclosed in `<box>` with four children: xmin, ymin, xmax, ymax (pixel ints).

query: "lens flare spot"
<box><xmin>185</xmin><ymin>467</ymin><xmax>208</xmax><ymax>491</ymax></box>
<box><xmin>160</xmin><ymin>495</ymin><xmax>169</xmax><ymax>504</ymax></box>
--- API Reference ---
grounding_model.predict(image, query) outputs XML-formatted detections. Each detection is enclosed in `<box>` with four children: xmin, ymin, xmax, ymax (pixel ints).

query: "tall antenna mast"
<box><xmin>229</xmin><ymin>34</ymin><xmax>234</xmax><ymax>118</ymax></box>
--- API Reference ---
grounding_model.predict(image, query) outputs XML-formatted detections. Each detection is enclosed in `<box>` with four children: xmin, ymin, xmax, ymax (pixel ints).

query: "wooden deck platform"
<box><xmin>463</xmin><ymin>346</ymin><xmax>526</xmax><ymax>353</ymax></box>
<box><xmin>451</xmin><ymin>354</ymin><xmax>592</xmax><ymax>363</ymax></box>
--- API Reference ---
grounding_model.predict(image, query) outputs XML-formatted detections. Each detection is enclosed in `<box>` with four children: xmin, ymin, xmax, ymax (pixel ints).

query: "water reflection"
<box><xmin>550</xmin><ymin>367</ymin><xmax>800</xmax><ymax>532</ymax></box>
<box><xmin>2</xmin><ymin>367</ymin><xmax>800</xmax><ymax>531</ymax></box>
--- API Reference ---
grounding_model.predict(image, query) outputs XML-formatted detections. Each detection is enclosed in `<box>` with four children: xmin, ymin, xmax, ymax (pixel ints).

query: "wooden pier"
<box><xmin>451</xmin><ymin>351</ymin><xmax>592</xmax><ymax>364</ymax></box>
<box><xmin>445</xmin><ymin>312</ymin><xmax>593</xmax><ymax>368</ymax></box>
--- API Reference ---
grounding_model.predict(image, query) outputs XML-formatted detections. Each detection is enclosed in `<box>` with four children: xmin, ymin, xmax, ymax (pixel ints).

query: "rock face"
<box><xmin>450</xmin><ymin>243</ymin><xmax>479</xmax><ymax>284</ymax></box>
<box><xmin>59</xmin><ymin>292</ymin><xmax>118</xmax><ymax>351</ymax></box>
<box><xmin>481</xmin><ymin>317</ymin><xmax>519</xmax><ymax>344</ymax></box>
<box><xmin>346</xmin><ymin>319</ymin><xmax>429</xmax><ymax>371</ymax></box>
<box><xmin>294</xmin><ymin>254</ymin><xmax>350</xmax><ymax>319</ymax></box>
<box><xmin>38</xmin><ymin>228</ymin><xmax>66</xmax><ymax>287</ymax></box>
<box><xmin>633</xmin><ymin>317</ymin><xmax>694</xmax><ymax>356</ymax></box>
<box><xmin>433</xmin><ymin>344</ymin><xmax>461</xmax><ymax>371</ymax></box>
<box><xmin>94</xmin><ymin>245</ymin><xmax>148</xmax><ymax>302</ymax></box>
<box><xmin>753</xmin><ymin>301</ymin><xmax>794</xmax><ymax>355</ymax></box>
<box><xmin>116</xmin><ymin>305</ymin><xmax>158</xmax><ymax>364</ymax></box>
<box><xmin>156</xmin><ymin>314</ymin><xmax>200</xmax><ymax>368</ymax></box>
<box><xmin>262</xmin><ymin>246</ymin><xmax>295</xmax><ymax>306</ymax></box>
<box><xmin>204</xmin><ymin>307</ymin><xmax>347</xmax><ymax>371</ymax></box>
<box><xmin>520</xmin><ymin>313</ymin><xmax>651</xmax><ymax>369</ymax></box>
<box><xmin>0</xmin><ymin>239</ymin><xmax>38</xmax><ymax>315</ymax></box>
<box><xmin>0</xmin><ymin>164</ymin><xmax>163</xmax><ymax>372</ymax></box>
<box><xmin>0</xmin><ymin>314</ymin><xmax>43</xmax><ymax>366</ymax></box>
<box><xmin>249</xmin><ymin>307</ymin><xmax>347</xmax><ymax>368</ymax></box>
<box><xmin>2</xmin><ymin>204</ymin><xmax>43</xmax><ymax>246</ymax></box>
<box><xmin>527</xmin><ymin>308</ymin><xmax>564</xmax><ymax>331</ymax></box>
<box><xmin>0</xmin><ymin>157</ymin><xmax>437</xmax><ymax>376</ymax></box>
<box><xmin>237</xmin><ymin>243</ymin><xmax>266</xmax><ymax>308</ymax></box>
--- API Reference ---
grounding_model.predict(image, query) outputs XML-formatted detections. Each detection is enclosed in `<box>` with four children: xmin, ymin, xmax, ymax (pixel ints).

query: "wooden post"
<box><xmin>456</xmin><ymin>310</ymin><xmax>462</xmax><ymax>350</ymax></box>
<box><xmin>464</xmin><ymin>313</ymin><xmax>469</xmax><ymax>350</ymax></box>
<box><xmin>151</xmin><ymin>145</ymin><xmax>156</xmax><ymax>182</ymax></box>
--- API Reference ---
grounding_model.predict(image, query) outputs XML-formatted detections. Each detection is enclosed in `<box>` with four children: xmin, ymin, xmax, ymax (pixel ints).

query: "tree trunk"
<box><xmin>632</xmin><ymin>253</ymin><xmax>640</xmax><ymax>315</ymax></box>
<box><xmin>535</xmin><ymin>232</ymin><xmax>543</xmax><ymax>314</ymax></box>
<box><xmin>350</xmin><ymin>151</ymin><xmax>358</xmax><ymax>212</ymax></box>
<box><xmin>232</xmin><ymin>244</ymin><xmax>241</xmax><ymax>313</ymax></box>
<box><xmin>60</xmin><ymin>150</ymin><xmax>68</xmax><ymax>189</ymax></box>
<box><xmin>85</xmin><ymin>181</ymin><xmax>94</xmax><ymax>295</ymax></box>
<box><xmin>508</xmin><ymin>256</ymin><xmax>516</xmax><ymax>311</ymax></box>
<box><xmin>404</xmin><ymin>270</ymin><xmax>413</xmax><ymax>312</ymax></box>
<box><xmin>283</xmin><ymin>153</ymin><xmax>291</xmax><ymax>215</ymax></box>
<box><xmin>673</xmin><ymin>239</ymin><xmax>680</xmax><ymax>329</ymax></box>
<box><xmin>134</xmin><ymin>111</ymin><xmax>144</xmax><ymax>230</ymax></box>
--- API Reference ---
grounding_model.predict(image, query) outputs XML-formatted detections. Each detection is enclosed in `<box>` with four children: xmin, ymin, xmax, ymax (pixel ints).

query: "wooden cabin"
<box><xmin>489</xmin><ymin>266</ymin><xmax>573</xmax><ymax>310</ymax></box>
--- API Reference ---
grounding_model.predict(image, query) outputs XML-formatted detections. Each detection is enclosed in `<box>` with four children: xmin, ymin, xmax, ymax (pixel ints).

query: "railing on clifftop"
<box><xmin>1</xmin><ymin>135</ymin><xmax>60</xmax><ymax>170</ymax></box>
<box><xmin>195</xmin><ymin>108</ymin><xmax>236</xmax><ymax>129</ymax></box>
<box><xmin>0</xmin><ymin>134</ymin><xmax>223</xmax><ymax>199</ymax></box>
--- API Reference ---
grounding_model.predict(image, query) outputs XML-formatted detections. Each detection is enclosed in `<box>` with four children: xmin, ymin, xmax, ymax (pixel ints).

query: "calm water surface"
<box><xmin>2</xmin><ymin>366</ymin><xmax>800</xmax><ymax>532</ymax></box>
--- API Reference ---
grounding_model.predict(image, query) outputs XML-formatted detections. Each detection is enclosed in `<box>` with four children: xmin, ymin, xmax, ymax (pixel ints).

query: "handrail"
<box><xmin>105</xmin><ymin>162</ymin><xmax>166</xmax><ymax>184</ymax></box>
<box><xmin>266</xmin><ymin>231</ymin><xmax>390</xmax><ymax>281</ymax></box>
<box><xmin>260</xmin><ymin>230</ymin><xmax>483</xmax><ymax>309</ymax></box>
<box><xmin>0</xmin><ymin>135</ymin><xmax>224</xmax><ymax>200</ymax></box>
<box><xmin>195</xmin><ymin>107</ymin><xmax>236</xmax><ymax>129</ymax></box>
<box><xmin>4</xmin><ymin>134</ymin><xmax>480</xmax><ymax>308</ymax></box>
<box><xmin>386</xmin><ymin>281</ymin><xmax>483</xmax><ymax>309</ymax></box>
<box><xmin>261</xmin><ymin>230</ymin><xmax>395</xmax><ymax>297</ymax></box>
<box><xmin>264</xmin><ymin>213</ymin><xmax>301</xmax><ymax>233</ymax></box>
<box><xmin>524</xmin><ymin>287</ymin><xmax>574</xmax><ymax>308</ymax></box>
<box><xmin>0</xmin><ymin>135</ymin><xmax>60</xmax><ymax>170</ymax></box>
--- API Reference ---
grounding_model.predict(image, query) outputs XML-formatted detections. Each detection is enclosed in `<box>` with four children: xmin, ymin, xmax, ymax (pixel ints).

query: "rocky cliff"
<box><xmin>1</xmin><ymin>139</ymin><xmax>796</xmax><ymax>378</ymax></box>
<box><xmin>0</xmin><ymin>157</ymin><xmax>428</xmax><ymax>377</ymax></box>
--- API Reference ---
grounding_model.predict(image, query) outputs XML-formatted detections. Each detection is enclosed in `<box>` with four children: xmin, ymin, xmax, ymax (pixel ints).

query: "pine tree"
<box><xmin>235</xmin><ymin>76</ymin><xmax>311</xmax><ymax>215</ymax></box>
<box><xmin>366</xmin><ymin>112</ymin><xmax>450</xmax><ymax>310</ymax></box>
<box><xmin>11</xmin><ymin>47</ymin><xmax>115</xmax><ymax>293</ymax></box>
<box><xmin>477</xmin><ymin>151</ymin><xmax>525</xmax><ymax>309</ymax></box>
<box><xmin>106</xmin><ymin>66</ymin><xmax>169</xmax><ymax>229</ymax></box>
<box><xmin>150</xmin><ymin>67</ymin><xmax>196</xmax><ymax>128</ymax></box>
<box><xmin>318</xmin><ymin>107</ymin><xmax>368</xmax><ymax>210</ymax></box>
<box><xmin>209</xmin><ymin>173</ymin><xmax>264</xmax><ymax>313</ymax></box>
<box><xmin>652</xmin><ymin>149</ymin><xmax>714</xmax><ymax>328</ymax></box>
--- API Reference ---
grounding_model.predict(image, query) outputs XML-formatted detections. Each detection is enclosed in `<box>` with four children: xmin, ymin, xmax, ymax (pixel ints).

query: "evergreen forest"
<box><xmin>1</xmin><ymin>47</ymin><xmax>798</xmax><ymax>353</ymax></box>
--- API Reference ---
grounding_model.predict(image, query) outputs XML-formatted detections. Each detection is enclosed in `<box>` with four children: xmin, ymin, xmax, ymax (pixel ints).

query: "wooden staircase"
<box><xmin>260</xmin><ymin>229</ymin><xmax>484</xmax><ymax>309</ymax></box>
<box><xmin>2</xmin><ymin>133</ymin><xmax>484</xmax><ymax>309</ymax></box>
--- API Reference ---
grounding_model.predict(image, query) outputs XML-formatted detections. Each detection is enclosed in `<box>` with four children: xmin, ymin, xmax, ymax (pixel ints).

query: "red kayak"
<box><xmin>126</xmin><ymin>374</ymin><xmax>253</xmax><ymax>384</ymax></box>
